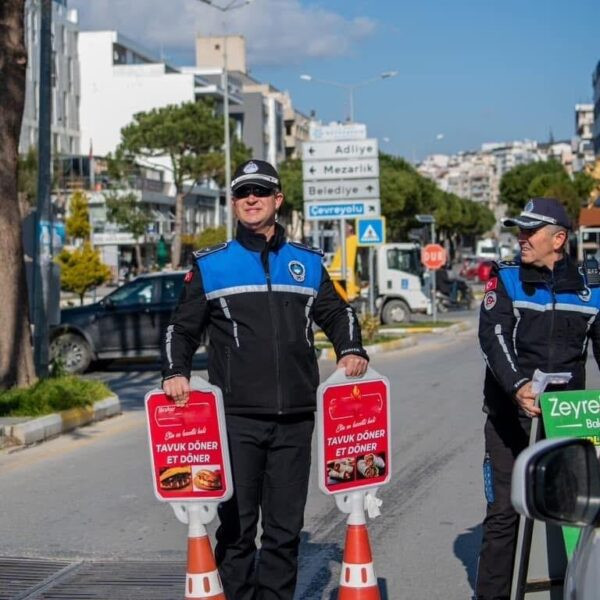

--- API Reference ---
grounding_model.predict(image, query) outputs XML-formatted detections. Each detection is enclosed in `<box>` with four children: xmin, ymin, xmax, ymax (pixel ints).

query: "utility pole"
<box><xmin>32</xmin><ymin>0</ymin><xmax>53</xmax><ymax>377</ymax></box>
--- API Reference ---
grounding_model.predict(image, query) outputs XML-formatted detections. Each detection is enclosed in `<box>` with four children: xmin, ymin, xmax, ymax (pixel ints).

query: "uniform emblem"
<box><xmin>243</xmin><ymin>161</ymin><xmax>259</xmax><ymax>174</ymax></box>
<box><xmin>485</xmin><ymin>277</ymin><xmax>498</xmax><ymax>292</ymax></box>
<box><xmin>483</xmin><ymin>291</ymin><xmax>497</xmax><ymax>311</ymax></box>
<box><xmin>184</xmin><ymin>270</ymin><xmax>193</xmax><ymax>283</ymax></box>
<box><xmin>578</xmin><ymin>287</ymin><xmax>591</xmax><ymax>302</ymax></box>
<box><xmin>524</xmin><ymin>200</ymin><xmax>534</xmax><ymax>212</ymax></box>
<box><xmin>288</xmin><ymin>260</ymin><xmax>306</xmax><ymax>282</ymax></box>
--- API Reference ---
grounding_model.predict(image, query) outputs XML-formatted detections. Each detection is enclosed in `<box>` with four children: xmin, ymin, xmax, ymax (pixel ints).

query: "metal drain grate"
<box><xmin>0</xmin><ymin>557</ymin><xmax>73</xmax><ymax>600</ymax></box>
<box><xmin>29</xmin><ymin>561</ymin><xmax>187</xmax><ymax>600</ymax></box>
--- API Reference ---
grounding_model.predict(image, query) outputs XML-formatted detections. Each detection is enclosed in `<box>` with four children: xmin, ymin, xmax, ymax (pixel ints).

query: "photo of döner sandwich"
<box><xmin>193</xmin><ymin>468</ymin><xmax>222</xmax><ymax>491</ymax></box>
<box><xmin>159</xmin><ymin>466</ymin><xmax>192</xmax><ymax>491</ymax></box>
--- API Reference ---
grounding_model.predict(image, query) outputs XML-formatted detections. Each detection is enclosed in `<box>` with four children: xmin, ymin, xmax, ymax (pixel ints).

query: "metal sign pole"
<box><xmin>341</xmin><ymin>218</ymin><xmax>347</xmax><ymax>285</ymax></box>
<box><xmin>369</xmin><ymin>247</ymin><xmax>375</xmax><ymax>315</ymax></box>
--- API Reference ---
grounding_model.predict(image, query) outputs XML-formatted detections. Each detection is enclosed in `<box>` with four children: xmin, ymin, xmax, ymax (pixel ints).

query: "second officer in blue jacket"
<box><xmin>162</xmin><ymin>159</ymin><xmax>369</xmax><ymax>600</ymax></box>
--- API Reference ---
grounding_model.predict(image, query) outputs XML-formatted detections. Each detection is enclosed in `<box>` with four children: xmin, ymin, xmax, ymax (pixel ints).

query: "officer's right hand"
<box><xmin>514</xmin><ymin>381</ymin><xmax>541</xmax><ymax>418</ymax></box>
<box><xmin>163</xmin><ymin>376</ymin><xmax>190</xmax><ymax>407</ymax></box>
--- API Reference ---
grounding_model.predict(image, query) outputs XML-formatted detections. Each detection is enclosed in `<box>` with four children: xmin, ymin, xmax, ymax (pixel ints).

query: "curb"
<box><xmin>3</xmin><ymin>395</ymin><xmax>121</xmax><ymax>446</ymax></box>
<box><xmin>318</xmin><ymin>336</ymin><xmax>418</xmax><ymax>361</ymax></box>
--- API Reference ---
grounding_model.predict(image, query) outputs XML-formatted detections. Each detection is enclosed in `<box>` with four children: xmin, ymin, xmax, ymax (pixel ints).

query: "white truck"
<box><xmin>327</xmin><ymin>236</ymin><xmax>431</xmax><ymax>324</ymax></box>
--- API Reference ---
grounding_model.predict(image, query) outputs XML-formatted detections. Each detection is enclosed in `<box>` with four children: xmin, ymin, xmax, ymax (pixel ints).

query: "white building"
<box><xmin>20</xmin><ymin>0</ymin><xmax>81</xmax><ymax>155</ymax></box>
<box><xmin>574</xmin><ymin>103</ymin><xmax>595</xmax><ymax>171</ymax></box>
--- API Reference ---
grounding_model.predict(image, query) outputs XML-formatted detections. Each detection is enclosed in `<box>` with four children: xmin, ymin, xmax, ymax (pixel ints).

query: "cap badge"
<box><xmin>243</xmin><ymin>161</ymin><xmax>259</xmax><ymax>174</ymax></box>
<box><xmin>288</xmin><ymin>260</ymin><xmax>306</xmax><ymax>282</ymax></box>
<box><xmin>524</xmin><ymin>200</ymin><xmax>534</xmax><ymax>212</ymax></box>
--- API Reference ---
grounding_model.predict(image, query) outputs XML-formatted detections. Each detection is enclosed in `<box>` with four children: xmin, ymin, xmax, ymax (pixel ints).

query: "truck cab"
<box><xmin>327</xmin><ymin>235</ymin><xmax>431</xmax><ymax>323</ymax></box>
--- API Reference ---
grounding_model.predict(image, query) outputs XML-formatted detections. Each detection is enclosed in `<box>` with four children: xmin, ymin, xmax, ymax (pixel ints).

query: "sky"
<box><xmin>70</xmin><ymin>0</ymin><xmax>599</xmax><ymax>162</ymax></box>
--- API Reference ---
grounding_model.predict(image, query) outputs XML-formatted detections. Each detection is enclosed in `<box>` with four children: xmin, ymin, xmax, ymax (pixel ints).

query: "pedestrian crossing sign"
<box><xmin>357</xmin><ymin>217</ymin><xmax>386</xmax><ymax>246</ymax></box>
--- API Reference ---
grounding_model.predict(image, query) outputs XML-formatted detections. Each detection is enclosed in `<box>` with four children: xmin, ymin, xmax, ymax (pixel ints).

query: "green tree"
<box><xmin>278</xmin><ymin>158</ymin><xmax>303</xmax><ymax>216</ymax></box>
<box><xmin>17</xmin><ymin>146</ymin><xmax>37</xmax><ymax>215</ymax></box>
<box><xmin>104</xmin><ymin>191</ymin><xmax>152</xmax><ymax>271</ymax></box>
<box><xmin>527</xmin><ymin>172</ymin><xmax>580</xmax><ymax>222</ymax></box>
<box><xmin>118</xmin><ymin>99</ymin><xmax>250</xmax><ymax>268</ymax></box>
<box><xmin>0</xmin><ymin>0</ymin><xmax>36</xmax><ymax>389</ymax></box>
<box><xmin>499</xmin><ymin>160</ymin><xmax>565</xmax><ymax>215</ymax></box>
<box><xmin>66</xmin><ymin>190</ymin><xmax>91</xmax><ymax>242</ymax></box>
<box><xmin>56</xmin><ymin>243</ymin><xmax>112</xmax><ymax>304</ymax></box>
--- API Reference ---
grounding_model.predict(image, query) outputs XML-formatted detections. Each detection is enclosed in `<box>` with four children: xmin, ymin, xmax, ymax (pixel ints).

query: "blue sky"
<box><xmin>72</xmin><ymin>0</ymin><xmax>599</xmax><ymax>162</ymax></box>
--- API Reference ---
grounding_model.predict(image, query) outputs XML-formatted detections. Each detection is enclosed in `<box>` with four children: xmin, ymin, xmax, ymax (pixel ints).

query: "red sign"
<box><xmin>317</xmin><ymin>371</ymin><xmax>391</xmax><ymax>495</ymax></box>
<box><xmin>421</xmin><ymin>244</ymin><xmax>446</xmax><ymax>270</ymax></box>
<box><xmin>145</xmin><ymin>387</ymin><xmax>232</xmax><ymax>502</ymax></box>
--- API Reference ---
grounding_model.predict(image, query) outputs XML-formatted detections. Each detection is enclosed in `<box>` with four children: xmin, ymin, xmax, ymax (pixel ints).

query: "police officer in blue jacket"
<box><xmin>162</xmin><ymin>159</ymin><xmax>369</xmax><ymax>600</ymax></box>
<box><xmin>476</xmin><ymin>197</ymin><xmax>600</xmax><ymax>599</ymax></box>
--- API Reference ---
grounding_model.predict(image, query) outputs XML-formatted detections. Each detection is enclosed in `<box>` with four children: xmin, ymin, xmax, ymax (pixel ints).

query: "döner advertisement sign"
<box><xmin>145</xmin><ymin>378</ymin><xmax>233</xmax><ymax>502</ymax></box>
<box><xmin>317</xmin><ymin>367</ymin><xmax>391</xmax><ymax>495</ymax></box>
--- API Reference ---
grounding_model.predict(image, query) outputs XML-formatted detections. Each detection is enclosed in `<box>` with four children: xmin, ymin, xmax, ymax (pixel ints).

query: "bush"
<box><xmin>0</xmin><ymin>376</ymin><xmax>111</xmax><ymax>417</ymax></box>
<box><xmin>359</xmin><ymin>313</ymin><xmax>380</xmax><ymax>345</ymax></box>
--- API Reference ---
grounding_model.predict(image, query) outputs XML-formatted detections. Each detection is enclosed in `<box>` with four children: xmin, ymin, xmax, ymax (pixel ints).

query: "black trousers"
<box><xmin>475</xmin><ymin>414</ymin><xmax>531</xmax><ymax>600</ymax></box>
<box><xmin>215</xmin><ymin>413</ymin><xmax>314</xmax><ymax>600</ymax></box>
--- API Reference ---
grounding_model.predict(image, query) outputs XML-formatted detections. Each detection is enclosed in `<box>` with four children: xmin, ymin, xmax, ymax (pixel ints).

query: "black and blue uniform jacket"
<box><xmin>162</xmin><ymin>223</ymin><xmax>368</xmax><ymax>415</ymax></box>
<box><xmin>479</xmin><ymin>256</ymin><xmax>600</xmax><ymax>417</ymax></box>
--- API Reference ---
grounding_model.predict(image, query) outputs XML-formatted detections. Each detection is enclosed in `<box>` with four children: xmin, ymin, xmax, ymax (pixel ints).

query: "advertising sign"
<box><xmin>302</xmin><ymin>139</ymin><xmax>378</xmax><ymax>161</ymax></box>
<box><xmin>305</xmin><ymin>200</ymin><xmax>380</xmax><ymax>221</ymax></box>
<box><xmin>303</xmin><ymin>179</ymin><xmax>380</xmax><ymax>201</ymax></box>
<box><xmin>541</xmin><ymin>390</ymin><xmax>600</xmax><ymax>446</ymax></box>
<box><xmin>317</xmin><ymin>368</ymin><xmax>391</xmax><ymax>495</ymax></box>
<box><xmin>145</xmin><ymin>383</ymin><xmax>232</xmax><ymax>502</ymax></box>
<box><xmin>540</xmin><ymin>389</ymin><xmax>600</xmax><ymax>557</ymax></box>
<box><xmin>303</xmin><ymin>158</ymin><xmax>380</xmax><ymax>181</ymax></box>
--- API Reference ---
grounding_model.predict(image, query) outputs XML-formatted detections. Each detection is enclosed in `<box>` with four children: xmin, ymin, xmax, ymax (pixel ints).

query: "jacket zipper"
<box><xmin>547</xmin><ymin>276</ymin><xmax>556</xmax><ymax>372</ymax></box>
<box><xmin>225</xmin><ymin>346</ymin><xmax>231</xmax><ymax>394</ymax></box>
<box><xmin>263</xmin><ymin>251</ymin><xmax>283</xmax><ymax>414</ymax></box>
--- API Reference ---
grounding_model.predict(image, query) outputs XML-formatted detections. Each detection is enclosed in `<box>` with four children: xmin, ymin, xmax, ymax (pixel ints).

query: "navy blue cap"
<box><xmin>231</xmin><ymin>160</ymin><xmax>281</xmax><ymax>192</ymax></box>
<box><xmin>502</xmin><ymin>197</ymin><xmax>571</xmax><ymax>230</ymax></box>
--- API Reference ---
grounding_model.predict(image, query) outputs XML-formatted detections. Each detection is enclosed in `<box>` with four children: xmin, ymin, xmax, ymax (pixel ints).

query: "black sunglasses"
<box><xmin>233</xmin><ymin>186</ymin><xmax>275</xmax><ymax>199</ymax></box>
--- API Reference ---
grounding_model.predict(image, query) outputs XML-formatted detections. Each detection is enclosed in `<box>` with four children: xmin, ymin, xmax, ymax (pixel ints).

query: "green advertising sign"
<box><xmin>540</xmin><ymin>389</ymin><xmax>600</xmax><ymax>557</ymax></box>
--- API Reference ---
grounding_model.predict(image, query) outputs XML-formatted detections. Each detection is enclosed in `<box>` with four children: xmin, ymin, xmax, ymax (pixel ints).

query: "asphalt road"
<box><xmin>2</xmin><ymin>317</ymin><xmax>598</xmax><ymax>599</ymax></box>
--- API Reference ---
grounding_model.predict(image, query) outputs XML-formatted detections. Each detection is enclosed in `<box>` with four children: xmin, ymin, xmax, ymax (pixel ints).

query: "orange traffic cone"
<box><xmin>338</xmin><ymin>523</ymin><xmax>380</xmax><ymax>599</ymax></box>
<box><xmin>185</xmin><ymin>534</ymin><xmax>225</xmax><ymax>599</ymax></box>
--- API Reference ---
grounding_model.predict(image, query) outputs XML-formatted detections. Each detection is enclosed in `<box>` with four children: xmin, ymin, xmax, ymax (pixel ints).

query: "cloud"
<box><xmin>69</xmin><ymin>0</ymin><xmax>376</xmax><ymax>67</ymax></box>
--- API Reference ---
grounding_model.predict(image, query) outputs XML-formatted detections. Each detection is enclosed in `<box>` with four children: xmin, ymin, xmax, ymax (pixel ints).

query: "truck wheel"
<box><xmin>381</xmin><ymin>299</ymin><xmax>411</xmax><ymax>324</ymax></box>
<box><xmin>50</xmin><ymin>333</ymin><xmax>92</xmax><ymax>374</ymax></box>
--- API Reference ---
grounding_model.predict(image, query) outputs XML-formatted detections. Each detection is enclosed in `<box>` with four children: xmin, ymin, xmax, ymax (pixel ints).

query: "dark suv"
<box><xmin>50</xmin><ymin>271</ymin><xmax>186</xmax><ymax>374</ymax></box>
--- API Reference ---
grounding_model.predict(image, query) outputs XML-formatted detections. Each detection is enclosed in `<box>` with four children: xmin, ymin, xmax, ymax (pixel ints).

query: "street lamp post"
<box><xmin>416</xmin><ymin>214</ymin><xmax>437</xmax><ymax>323</ymax></box>
<box><xmin>299</xmin><ymin>71</ymin><xmax>398</xmax><ymax>123</ymax></box>
<box><xmin>300</xmin><ymin>71</ymin><xmax>398</xmax><ymax>295</ymax></box>
<box><xmin>197</xmin><ymin>0</ymin><xmax>252</xmax><ymax>241</ymax></box>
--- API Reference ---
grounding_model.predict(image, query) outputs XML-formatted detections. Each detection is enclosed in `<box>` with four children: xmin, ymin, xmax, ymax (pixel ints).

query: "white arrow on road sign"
<box><xmin>303</xmin><ymin>158</ymin><xmax>379</xmax><ymax>180</ymax></box>
<box><xmin>303</xmin><ymin>179</ymin><xmax>380</xmax><ymax>201</ymax></box>
<box><xmin>301</xmin><ymin>139</ymin><xmax>379</xmax><ymax>161</ymax></box>
<box><xmin>304</xmin><ymin>200</ymin><xmax>380</xmax><ymax>221</ymax></box>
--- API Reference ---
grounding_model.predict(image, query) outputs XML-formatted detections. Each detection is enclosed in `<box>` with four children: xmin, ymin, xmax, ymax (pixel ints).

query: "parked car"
<box><xmin>50</xmin><ymin>271</ymin><xmax>187</xmax><ymax>374</ymax></box>
<box><xmin>512</xmin><ymin>437</ymin><xmax>600</xmax><ymax>600</ymax></box>
<box><xmin>459</xmin><ymin>256</ymin><xmax>481</xmax><ymax>281</ymax></box>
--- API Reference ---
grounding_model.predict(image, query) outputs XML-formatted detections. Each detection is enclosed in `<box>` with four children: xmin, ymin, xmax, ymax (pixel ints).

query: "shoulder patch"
<box><xmin>288</xmin><ymin>241</ymin><xmax>324</xmax><ymax>257</ymax></box>
<box><xmin>193</xmin><ymin>242</ymin><xmax>229</xmax><ymax>260</ymax></box>
<box><xmin>498</xmin><ymin>260</ymin><xmax>519</xmax><ymax>268</ymax></box>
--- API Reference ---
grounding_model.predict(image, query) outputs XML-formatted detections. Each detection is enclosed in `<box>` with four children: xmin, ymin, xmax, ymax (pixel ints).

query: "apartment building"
<box><xmin>20</xmin><ymin>0</ymin><xmax>81</xmax><ymax>155</ymax></box>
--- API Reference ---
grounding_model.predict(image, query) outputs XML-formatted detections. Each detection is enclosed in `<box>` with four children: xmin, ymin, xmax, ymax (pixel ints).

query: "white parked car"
<box><xmin>511</xmin><ymin>437</ymin><xmax>600</xmax><ymax>599</ymax></box>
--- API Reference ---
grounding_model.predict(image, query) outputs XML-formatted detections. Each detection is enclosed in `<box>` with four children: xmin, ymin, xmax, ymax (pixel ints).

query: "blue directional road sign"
<box><xmin>305</xmin><ymin>200</ymin><xmax>380</xmax><ymax>221</ymax></box>
<box><xmin>357</xmin><ymin>217</ymin><xmax>386</xmax><ymax>246</ymax></box>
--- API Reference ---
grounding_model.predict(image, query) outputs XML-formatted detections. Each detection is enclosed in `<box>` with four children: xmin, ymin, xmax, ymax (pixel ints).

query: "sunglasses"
<box><xmin>233</xmin><ymin>186</ymin><xmax>275</xmax><ymax>199</ymax></box>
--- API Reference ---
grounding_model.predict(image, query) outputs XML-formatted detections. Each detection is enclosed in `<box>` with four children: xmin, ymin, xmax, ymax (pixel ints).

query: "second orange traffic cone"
<box><xmin>338</xmin><ymin>522</ymin><xmax>380</xmax><ymax>600</ymax></box>
<box><xmin>185</xmin><ymin>534</ymin><xmax>225</xmax><ymax>600</ymax></box>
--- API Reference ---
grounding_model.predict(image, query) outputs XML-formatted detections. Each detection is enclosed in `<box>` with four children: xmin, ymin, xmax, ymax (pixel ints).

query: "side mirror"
<box><xmin>102</xmin><ymin>297</ymin><xmax>115</xmax><ymax>310</ymax></box>
<box><xmin>512</xmin><ymin>438</ymin><xmax>600</xmax><ymax>527</ymax></box>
